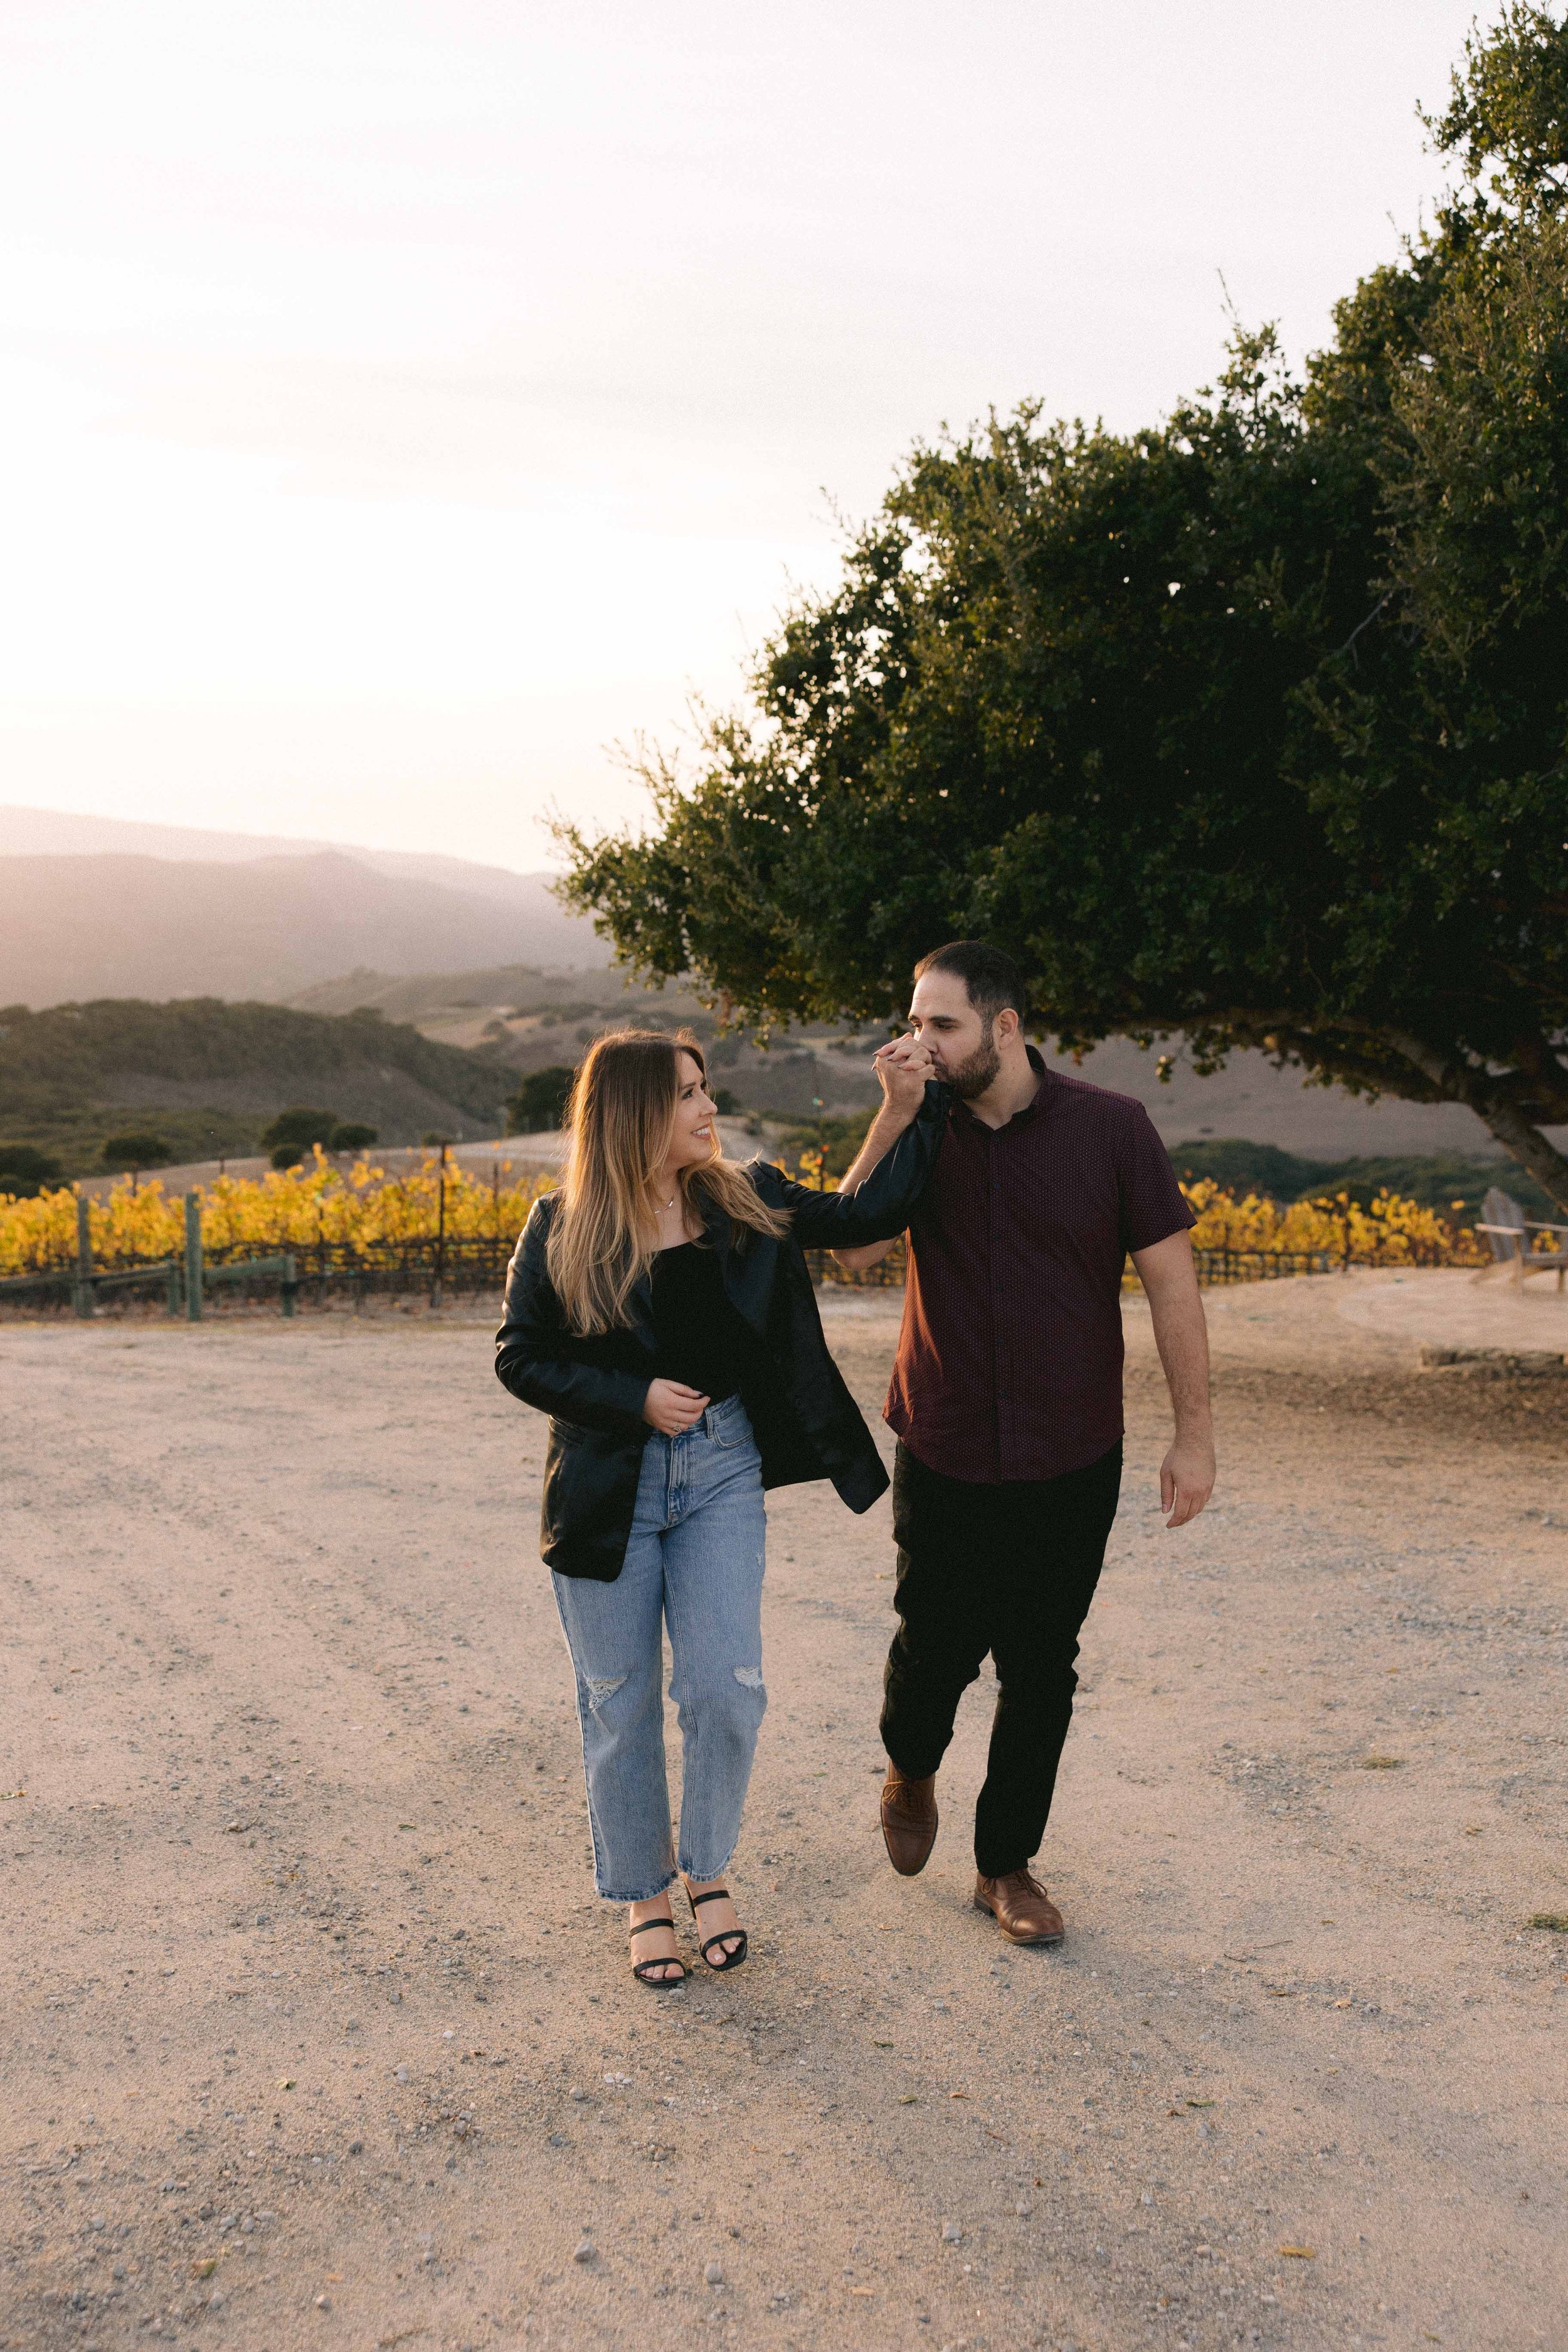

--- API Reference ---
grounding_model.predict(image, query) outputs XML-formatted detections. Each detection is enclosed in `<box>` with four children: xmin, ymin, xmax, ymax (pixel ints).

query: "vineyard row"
<box><xmin>0</xmin><ymin>1151</ymin><xmax>1509</xmax><ymax>1310</ymax></box>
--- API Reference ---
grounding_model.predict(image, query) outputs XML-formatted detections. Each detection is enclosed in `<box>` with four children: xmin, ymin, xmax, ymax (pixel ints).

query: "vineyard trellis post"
<box><xmin>431</xmin><ymin>1142</ymin><xmax>449</xmax><ymax>1309</ymax></box>
<box><xmin>73</xmin><ymin>1192</ymin><xmax>93</xmax><ymax>1319</ymax></box>
<box><xmin>184</xmin><ymin>1191</ymin><xmax>204</xmax><ymax>1322</ymax></box>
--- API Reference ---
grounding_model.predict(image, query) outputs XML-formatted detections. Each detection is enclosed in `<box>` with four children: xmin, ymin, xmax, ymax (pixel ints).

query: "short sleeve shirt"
<box><xmin>885</xmin><ymin>1049</ymin><xmax>1195</xmax><ymax>1484</ymax></box>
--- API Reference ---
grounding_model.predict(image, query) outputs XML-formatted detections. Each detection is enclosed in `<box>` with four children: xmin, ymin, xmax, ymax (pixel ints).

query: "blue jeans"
<box><xmin>551</xmin><ymin>1394</ymin><xmax>768</xmax><ymax>1902</ymax></box>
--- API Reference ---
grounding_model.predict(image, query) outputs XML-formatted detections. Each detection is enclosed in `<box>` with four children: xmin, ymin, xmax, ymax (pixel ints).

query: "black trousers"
<box><xmin>880</xmin><ymin>1439</ymin><xmax>1123</xmax><ymax>1878</ymax></box>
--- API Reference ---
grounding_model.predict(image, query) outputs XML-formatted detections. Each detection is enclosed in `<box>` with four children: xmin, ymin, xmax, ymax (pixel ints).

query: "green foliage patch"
<box><xmin>0</xmin><ymin>1142</ymin><xmax>64</xmax><ymax>1197</ymax></box>
<box><xmin>100</xmin><ymin>1131</ymin><xmax>175</xmax><ymax>1173</ymax></box>
<box><xmin>507</xmin><ymin>1066</ymin><xmax>577</xmax><ymax>1133</ymax></box>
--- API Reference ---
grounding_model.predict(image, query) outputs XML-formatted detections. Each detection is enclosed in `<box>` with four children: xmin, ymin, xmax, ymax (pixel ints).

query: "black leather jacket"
<box><xmin>494</xmin><ymin>1083</ymin><xmax>947</xmax><ymax>1579</ymax></box>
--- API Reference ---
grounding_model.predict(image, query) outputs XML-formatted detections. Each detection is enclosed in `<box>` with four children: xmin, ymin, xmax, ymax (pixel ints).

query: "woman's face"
<box><xmin>664</xmin><ymin>1051</ymin><xmax>719</xmax><ymax>1170</ymax></box>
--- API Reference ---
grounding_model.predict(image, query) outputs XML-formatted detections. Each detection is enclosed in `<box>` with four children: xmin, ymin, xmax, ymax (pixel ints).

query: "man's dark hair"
<box><xmin>913</xmin><ymin>940</ymin><xmax>1027</xmax><ymax>1025</ymax></box>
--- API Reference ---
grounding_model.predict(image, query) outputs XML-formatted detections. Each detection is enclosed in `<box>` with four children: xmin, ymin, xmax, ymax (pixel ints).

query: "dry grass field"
<box><xmin>1</xmin><ymin>1271</ymin><xmax>1565</xmax><ymax>2352</ymax></box>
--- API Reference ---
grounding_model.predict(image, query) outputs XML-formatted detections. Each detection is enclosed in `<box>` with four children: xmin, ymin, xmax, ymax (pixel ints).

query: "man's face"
<box><xmin>908</xmin><ymin>970</ymin><xmax>1000</xmax><ymax>1100</ymax></box>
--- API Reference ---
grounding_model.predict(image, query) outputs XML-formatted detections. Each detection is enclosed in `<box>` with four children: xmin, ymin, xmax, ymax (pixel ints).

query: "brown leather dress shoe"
<box><xmin>880</xmin><ymin>1764</ymin><xmax>938</xmax><ymax>1876</ymax></box>
<box><xmin>974</xmin><ymin>1868</ymin><xmax>1065</xmax><ymax>1946</ymax></box>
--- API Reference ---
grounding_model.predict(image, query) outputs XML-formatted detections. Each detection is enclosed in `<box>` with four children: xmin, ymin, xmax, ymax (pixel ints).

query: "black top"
<box><xmin>495</xmin><ymin>1077</ymin><xmax>951</xmax><ymax>1580</ymax></box>
<box><xmin>651</xmin><ymin>1239</ymin><xmax>756</xmax><ymax>1403</ymax></box>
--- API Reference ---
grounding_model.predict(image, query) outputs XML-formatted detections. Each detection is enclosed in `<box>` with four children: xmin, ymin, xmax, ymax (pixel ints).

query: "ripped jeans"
<box><xmin>551</xmin><ymin>1394</ymin><xmax>768</xmax><ymax>1901</ymax></box>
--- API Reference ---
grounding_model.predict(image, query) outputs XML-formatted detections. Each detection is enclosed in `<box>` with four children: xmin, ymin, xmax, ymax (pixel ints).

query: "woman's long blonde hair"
<box><xmin>546</xmin><ymin>1028</ymin><xmax>789</xmax><ymax>1336</ymax></box>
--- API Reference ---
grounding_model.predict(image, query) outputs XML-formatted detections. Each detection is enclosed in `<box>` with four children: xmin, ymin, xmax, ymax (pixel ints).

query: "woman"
<box><xmin>495</xmin><ymin>1026</ymin><xmax>944</xmax><ymax>1987</ymax></box>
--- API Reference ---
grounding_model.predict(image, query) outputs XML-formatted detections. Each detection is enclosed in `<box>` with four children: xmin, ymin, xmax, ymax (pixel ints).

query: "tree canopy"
<box><xmin>100</xmin><ymin>1131</ymin><xmax>175</xmax><ymax>1173</ymax></box>
<box><xmin>0</xmin><ymin>1143</ymin><xmax>64</xmax><ymax>1198</ymax></box>
<box><xmin>558</xmin><ymin>6</ymin><xmax>1568</xmax><ymax>1212</ymax></box>
<box><xmin>507</xmin><ymin>1066</ymin><xmax>577</xmax><ymax>1134</ymax></box>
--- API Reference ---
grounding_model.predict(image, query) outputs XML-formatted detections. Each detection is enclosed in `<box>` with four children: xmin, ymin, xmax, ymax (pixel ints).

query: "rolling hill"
<box><xmin>0</xmin><ymin>997</ymin><xmax>517</xmax><ymax>1173</ymax></box>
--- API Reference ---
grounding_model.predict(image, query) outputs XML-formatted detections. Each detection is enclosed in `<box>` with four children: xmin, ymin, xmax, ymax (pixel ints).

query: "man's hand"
<box><xmin>1131</xmin><ymin>1229</ymin><xmax>1215</xmax><ymax>1530</ymax></box>
<box><xmin>642</xmin><ymin>1379</ymin><xmax>709</xmax><ymax>1435</ymax></box>
<box><xmin>872</xmin><ymin>1032</ymin><xmax>934</xmax><ymax>1118</ymax></box>
<box><xmin>1159</xmin><ymin>1429</ymin><xmax>1215</xmax><ymax>1528</ymax></box>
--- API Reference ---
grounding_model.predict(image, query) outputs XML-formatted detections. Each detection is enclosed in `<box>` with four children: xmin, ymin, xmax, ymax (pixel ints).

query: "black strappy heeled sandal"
<box><xmin>628</xmin><ymin>1911</ymin><xmax>687</xmax><ymax>1989</ymax></box>
<box><xmin>684</xmin><ymin>1884</ymin><xmax>748</xmax><ymax>1973</ymax></box>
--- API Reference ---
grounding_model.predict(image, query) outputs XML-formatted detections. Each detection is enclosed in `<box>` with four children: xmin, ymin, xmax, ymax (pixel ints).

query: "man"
<box><xmin>835</xmin><ymin>941</ymin><xmax>1214</xmax><ymax>1946</ymax></box>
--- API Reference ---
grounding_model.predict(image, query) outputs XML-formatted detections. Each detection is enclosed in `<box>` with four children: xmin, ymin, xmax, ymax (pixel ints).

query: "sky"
<box><xmin>0</xmin><ymin>0</ymin><xmax>1486</xmax><ymax>873</ymax></box>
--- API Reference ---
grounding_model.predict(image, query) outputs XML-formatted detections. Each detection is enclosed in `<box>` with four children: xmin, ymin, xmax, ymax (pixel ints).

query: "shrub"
<box><xmin>262</xmin><ymin>1106</ymin><xmax>339</xmax><ymax>1168</ymax></box>
<box><xmin>507</xmin><ymin>1066</ymin><xmax>576</xmax><ymax>1133</ymax></box>
<box><xmin>100</xmin><ymin>1132</ymin><xmax>175</xmax><ymax>1173</ymax></box>
<box><xmin>0</xmin><ymin>1143</ymin><xmax>64</xmax><ymax>1197</ymax></box>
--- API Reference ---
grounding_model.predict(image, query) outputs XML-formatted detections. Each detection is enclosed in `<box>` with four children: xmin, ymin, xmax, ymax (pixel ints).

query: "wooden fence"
<box><xmin>4</xmin><ymin>1226</ymin><xmax>1476</xmax><ymax>1318</ymax></box>
<box><xmin>810</xmin><ymin>1241</ymin><xmax>1451</xmax><ymax>1290</ymax></box>
<box><xmin>0</xmin><ymin>1194</ymin><xmax>299</xmax><ymax>1318</ymax></box>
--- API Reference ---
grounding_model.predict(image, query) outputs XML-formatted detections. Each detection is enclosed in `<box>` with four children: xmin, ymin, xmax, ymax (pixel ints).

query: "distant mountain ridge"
<box><xmin>0</xmin><ymin>808</ymin><xmax>607</xmax><ymax>1007</ymax></box>
<box><xmin>0</xmin><ymin>804</ymin><xmax>584</xmax><ymax>908</ymax></box>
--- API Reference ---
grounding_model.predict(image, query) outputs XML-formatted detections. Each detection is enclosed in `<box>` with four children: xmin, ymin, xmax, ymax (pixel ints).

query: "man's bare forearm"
<box><xmin>1150</xmin><ymin>1283</ymin><xmax>1211</xmax><ymax>1431</ymax></box>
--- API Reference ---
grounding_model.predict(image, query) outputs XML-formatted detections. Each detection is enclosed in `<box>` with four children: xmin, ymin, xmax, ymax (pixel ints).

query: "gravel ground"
<box><xmin>1</xmin><ymin>1273</ymin><xmax>1565</xmax><ymax>2352</ymax></box>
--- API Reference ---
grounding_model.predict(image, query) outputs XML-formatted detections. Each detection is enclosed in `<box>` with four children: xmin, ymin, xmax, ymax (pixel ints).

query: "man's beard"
<box><xmin>944</xmin><ymin>1020</ymin><xmax>1000</xmax><ymax>1101</ymax></box>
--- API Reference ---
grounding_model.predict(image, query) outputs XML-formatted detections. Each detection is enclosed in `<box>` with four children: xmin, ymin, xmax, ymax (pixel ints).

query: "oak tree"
<box><xmin>559</xmin><ymin>6</ymin><xmax>1568</xmax><ymax>1210</ymax></box>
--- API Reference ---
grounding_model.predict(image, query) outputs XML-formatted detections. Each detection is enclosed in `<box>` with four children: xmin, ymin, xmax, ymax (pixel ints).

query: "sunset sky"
<box><xmin>0</xmin><ymin>0</ymin><xmax>1482</xmax><ymax>872</ymax></box>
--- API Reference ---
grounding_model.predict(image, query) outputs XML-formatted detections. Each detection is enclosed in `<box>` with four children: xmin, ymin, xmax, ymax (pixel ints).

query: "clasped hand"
<box><xmin>872</xmin><ymin>1031</ymin><xmax>935</xmax><ymax>1111</ymax></box>
<box><xmin>642</xmin><ymin>1378</ymin><xmax>709</xmax><ymax>1434</ymax></box>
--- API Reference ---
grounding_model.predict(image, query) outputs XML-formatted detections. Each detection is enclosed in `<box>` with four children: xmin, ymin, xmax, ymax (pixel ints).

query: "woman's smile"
<box><xmin>664</xmin><ymin>1052</ymin><xmax>720</xmax><ymax>1168</ymax></box>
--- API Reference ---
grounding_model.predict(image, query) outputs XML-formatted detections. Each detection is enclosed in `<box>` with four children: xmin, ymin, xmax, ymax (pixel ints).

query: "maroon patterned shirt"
<box><xmin>885</xmin><ymin>1049</ymin><xmax>1195</xmax><ymax>1484</ymax></box>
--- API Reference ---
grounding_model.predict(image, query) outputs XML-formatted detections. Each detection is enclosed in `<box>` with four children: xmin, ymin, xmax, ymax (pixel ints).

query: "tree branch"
<box><xmin>1385</xmin><ymin>1030</ymin><xmax>1568</xmax><ymax>1214</ymax></box>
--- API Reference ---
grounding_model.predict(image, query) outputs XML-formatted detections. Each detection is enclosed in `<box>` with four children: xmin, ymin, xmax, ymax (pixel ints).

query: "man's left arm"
<box><xmin>1128</xmin><ymin>1228</ymin><xmax>1215</xmax><ymax>1528</ymax></box>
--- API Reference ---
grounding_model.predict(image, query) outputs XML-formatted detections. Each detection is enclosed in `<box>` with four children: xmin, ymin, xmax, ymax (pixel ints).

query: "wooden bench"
<box><xmin>1476</xmin><ymin>1187</ymin><xmax>1568</xmax><ymax>1291</ymax></box>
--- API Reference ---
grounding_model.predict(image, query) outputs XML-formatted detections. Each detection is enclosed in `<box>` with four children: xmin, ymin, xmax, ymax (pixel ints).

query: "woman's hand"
<box><xmin>642</xmin><ymin>1379</ymin><xmax>710</xmax><ymax>1435</ymax></box>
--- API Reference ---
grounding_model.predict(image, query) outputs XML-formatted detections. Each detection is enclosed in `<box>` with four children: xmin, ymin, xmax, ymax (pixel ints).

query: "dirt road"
<box><xmin>2</xmin><ymin>1274</ymin><xmax>1565</xmax><ymax>2351</ymax></box>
